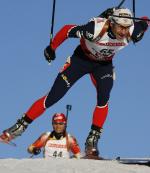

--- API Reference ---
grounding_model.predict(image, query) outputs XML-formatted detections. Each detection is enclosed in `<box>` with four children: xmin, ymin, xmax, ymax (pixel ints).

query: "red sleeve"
<box><xmin>32</xmin><ymin>133</ymin><xmax>49</xmax><ymax>148</ymax></box>
<box><xmin>51</xmin><ymin>25</ymin><xmax>76</xmax><ymax>50</ymax></box>
<box><xmin>69</xmin><ymin>136</ymin><xmax>80</xmax><ymax>154</ymax></box>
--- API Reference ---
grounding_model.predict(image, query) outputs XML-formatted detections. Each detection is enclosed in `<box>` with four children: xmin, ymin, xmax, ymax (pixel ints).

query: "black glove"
<box><xmin>99</xmin><ymin>7</ymin><xmax>115</xmax><ymax>19</ymax></box>
<box><xmin>44</xmin><ymin>45</ymin><xmax>56</xmax><ymax>63</ymax></box>
<box><xmin>32</xmin><ymin>148</ymin><xmax>41</xmax><ymax>155</ymax></box>
<box><xmin>131</xmin><ymin>20</ymin><xmax>148</xmax><ymax>43</ymax></box>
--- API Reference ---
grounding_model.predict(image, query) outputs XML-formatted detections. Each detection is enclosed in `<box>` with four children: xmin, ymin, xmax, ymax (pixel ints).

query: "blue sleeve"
<box><xmin>68</xmin><ymin>20</ymin><xmax>95</xmax><ymax>41</ymax></box>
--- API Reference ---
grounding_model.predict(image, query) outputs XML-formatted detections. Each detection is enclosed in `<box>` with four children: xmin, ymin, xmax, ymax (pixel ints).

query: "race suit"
<box><xmin>28</xmin><ymin>131</ymin><xmax>80</xmax><ymax>158</ymax></box>
<box><xmin>25</xmin><ymin>16</ymin><xmax>148</xmax><ymax>131</ymax></box>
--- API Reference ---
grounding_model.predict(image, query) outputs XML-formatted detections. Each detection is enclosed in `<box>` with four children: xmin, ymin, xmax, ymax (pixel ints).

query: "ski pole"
<box><xmin>66</xmin><ymin>105</ymin><xmax>72</xmax><ymax>122</ymax></box>
<box><xmin>50</xmin><ymin>0</ymin><xmax>56</xmax><ymax>44</ymax></box>
<box><xmin>117</xmin><ymin>0</ymin><xmax>126</xmax><ymax>8</ymax></box>
<box><xmin>110</xmin><ymin>15</ymin><xmax>150</xmax><ymax>22</ymax></box>
<box><xmin>29</xmin><ymin>154</ymin><xmax>34</xmax><ymax>158</ymax></box>
<box><xmin>132</xmin><ymin>0</ymin><xmax>136</xmax><ymax>20</ymax></box>
<box><xmin>47</xmin><ymin>0</ymin><xmax>56</xmax><ymax>65</ymax></box>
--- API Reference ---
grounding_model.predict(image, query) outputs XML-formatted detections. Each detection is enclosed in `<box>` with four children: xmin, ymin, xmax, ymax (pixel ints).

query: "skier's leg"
<box><xmin>85</xmin><ymin>63</ymin><xmax>114</xmax><ymax>156</ymax></box>
<box><xmin>2</xmin><ymin>55</ymin><xmax>91</xmax><ymax>141</ymax></box>
<box><xmin>25</xmin><ymin>55</ymin><xmax>91</xmax><ymax>120</ymax></box>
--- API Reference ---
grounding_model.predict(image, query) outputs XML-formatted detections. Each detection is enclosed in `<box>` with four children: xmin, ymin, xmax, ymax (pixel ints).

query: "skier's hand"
<box><xmin>28</xmin><ymin>145</ymin><xmax>41</xmax><ymax>155</ymax></box>
<box><xmin>32</xmin><ymin>148</ymin><xmax>41</xmax><ymax>155</ymax></box>
<box><xmin>99</xmin><ymin>7</ymin><xmax>115</xmax><ymax>18</ymax></box>
<box><xmin>44</xmin><ymin>45</ymin><xmax>56</xmax><ymax>63</ymax></box>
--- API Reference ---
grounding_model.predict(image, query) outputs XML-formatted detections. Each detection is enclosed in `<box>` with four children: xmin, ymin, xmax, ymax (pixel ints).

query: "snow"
<box><xmin>0</xmin><ymin>158</ymin><xmax>149</xmax><ymax>173</ymax></box>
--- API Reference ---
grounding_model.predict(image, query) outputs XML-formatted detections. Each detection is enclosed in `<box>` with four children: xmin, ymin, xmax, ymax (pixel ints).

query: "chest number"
<box><xmin>53</xmin><ymin>151</ymin><xmax>63</xmax><ymax>157</ymax></box>
<box><xmin>99</xmin><ymin>49</ymin><xmax>114</xmax><ymax>57</ymax></box>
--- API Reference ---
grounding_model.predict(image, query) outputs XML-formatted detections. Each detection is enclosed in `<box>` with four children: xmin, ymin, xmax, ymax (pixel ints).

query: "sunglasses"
<box><xmin>53</xmin><ymin>122</ymin><xmax>66</xmax><ymax>125</ymax></box>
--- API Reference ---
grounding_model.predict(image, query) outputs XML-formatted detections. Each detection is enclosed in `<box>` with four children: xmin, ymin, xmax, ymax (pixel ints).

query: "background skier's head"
<box><xmin>52</xmin><ymin>113</ymin><xmax>67</xmax><ymax>134</ymax></box>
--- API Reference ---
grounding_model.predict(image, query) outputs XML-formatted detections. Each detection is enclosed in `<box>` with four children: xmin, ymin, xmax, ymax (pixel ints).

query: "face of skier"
<box><xmin>53</xmin><ymin>122</ymin><xmax>66</xmax><ymax>134</ymax></box>
<box><xmin>52</xmin><ymin>113</ymin><xmax>67</xmax><ymax>134</ymax></box>
<box><xmin>110</xmin><ymin>22</ymin><xmax>130</xmax><ymax>40</ymax></box>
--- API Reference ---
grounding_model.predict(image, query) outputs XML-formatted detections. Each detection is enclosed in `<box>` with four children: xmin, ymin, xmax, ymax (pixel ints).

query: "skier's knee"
<box><xmin>45</xmin><ymin>96</ymin><xmax>55</xmax><ymax>108</ymax></box>
<box><xmin>97</xmin><ymin>98</ymin><xmax>109</xmax><ymax>107</ymax></box>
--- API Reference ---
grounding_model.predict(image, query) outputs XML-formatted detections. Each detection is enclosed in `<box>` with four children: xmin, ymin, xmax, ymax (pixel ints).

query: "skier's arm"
<box><xmin>51</xmin><ymin>21</ymin><xmax>95</xmax><ymax>49</ymax></box>
<box><xmin>131</xmin><ymin>17</ymin><xmax>149</xmax><ymax>43</ymax></box>
<box><xmin>44</xmin><ymin>25</ymin><xmax>75</xmax><ymax>63</ymax></box>
<box><xmin>27</xmin><ymin>132</ymin><xmax>49</xmax><ymax>155</ymax></box>
<box><xmin>69</xmin><ymin>136</ymin><xmax>81</xmax><ymax>159</ymax></box>
<box><xmin>44</xmin><ymin>21</ymin><xmax>95</xmax><ymax>63</ymax></box>
<box><xmin>28</xmin><ymin>146</ymin><xmax>41</xmax><ymax>155</ymax></box>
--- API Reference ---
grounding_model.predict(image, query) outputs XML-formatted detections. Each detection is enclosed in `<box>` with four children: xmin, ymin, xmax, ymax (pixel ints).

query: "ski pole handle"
<box><xmin>66</xmin><ymin>105</ymin><xmax>72</xmax><ymax>121</ymax></box>
<box><xmin>66</xmin><ymin>105</ymin><xmax>72</xmax><ymax>111</ymax></box>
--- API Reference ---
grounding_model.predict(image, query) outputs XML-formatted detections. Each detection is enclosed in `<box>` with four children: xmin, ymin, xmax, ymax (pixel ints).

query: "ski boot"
<box><xmin>84</xmin><ymin>127</ymin><xmax>103</xmax><ymax>160</ymax></box>
<box><xmin>0</xmin><ymin>114</ymin><xmax>32</xmax><ymax>142</ymax></box>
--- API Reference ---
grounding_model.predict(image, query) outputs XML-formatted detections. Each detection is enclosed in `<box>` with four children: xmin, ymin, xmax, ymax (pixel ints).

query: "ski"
<box><xmin>82</xmin><ymin>154</ymin><xmax>150</xmax><ymax>167</ymax></box>
<box><xmin>116</xmin><ymin>157</ymin><xmax>150</xmax><ymax>166</ymax></box>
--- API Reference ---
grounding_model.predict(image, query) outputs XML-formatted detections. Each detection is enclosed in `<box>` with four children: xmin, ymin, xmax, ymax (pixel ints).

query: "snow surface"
<box><xmin>0</xmin><ymin>158</ymin><xmax>149</xmax><ymax>173</ymax></box>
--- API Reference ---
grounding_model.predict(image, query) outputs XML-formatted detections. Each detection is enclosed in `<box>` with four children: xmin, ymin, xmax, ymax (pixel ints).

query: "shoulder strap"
<box><xmin>93</xmin><ymin>19</ymin><xmax>110</xmax><ymax>42</ymax></box>
<box><xmin>43</xmin><ymin>132</ymin><xmax>52</xmax><ymax>146</ymax></box>
<box><xmin>127</xmin><ymin>31</ymin><xmax>132</xmax><ymax>42</ymax></box>
<box><xmin>66</xmin><ymin>132</ymin><xmax>71</xmax><ymax>151</ymax></box>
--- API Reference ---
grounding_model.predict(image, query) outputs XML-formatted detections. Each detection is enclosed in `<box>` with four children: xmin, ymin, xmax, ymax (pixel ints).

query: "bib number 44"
<box><xmin>53</xmin><ymin>151</ymin><xmax>63</xmax><ymax>157</ymax></box>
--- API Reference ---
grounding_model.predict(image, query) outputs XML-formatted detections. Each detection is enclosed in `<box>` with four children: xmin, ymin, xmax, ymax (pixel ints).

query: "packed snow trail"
<box><xmin>0</xmin><ymin>158</ymin><xmax>150</xmax><ymax>173</ymax></box>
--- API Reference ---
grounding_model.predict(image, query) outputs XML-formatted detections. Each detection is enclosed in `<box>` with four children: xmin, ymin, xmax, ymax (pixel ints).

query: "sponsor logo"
<box><xmin>96</xmin><ymin>42</ymin><xmax>126</xmax><ymax>46</ymax></box>
<box><xmin>101</xmin><ymin>74</ymin><xmax>113</xmax><ymax>79</ymax></box>
<box><xmin>47</xmin><ymin>143</ymin><xmax>67</xmax><ymax>148</ymax></box>
<box><xmin>119</xmin><ymin>13</ymin><xmax>131</xmax><ymax>17</ymax></box>
<box><xmin>86</xmin><ymin>31</ymin><xmax>94</xmax><ymax>40</ymax></box>
<box><xmin>60</xmin><ymin>56</ymin><xmax>71</xmax><ymax>73</ymax></box>
<box><xmin>137</xmin><ymin>32</ymin><xmax>143</xmax><ymax>38</ymax></box>
<box><xmin>61</xmin><ymin>74</ymin><xmax>71</xmax><ymax>87</ymax></box>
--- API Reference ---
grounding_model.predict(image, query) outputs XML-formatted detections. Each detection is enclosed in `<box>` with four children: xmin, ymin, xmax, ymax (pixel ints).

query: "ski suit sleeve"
<box><xmin>27</xmin><ymin>132</ymin><xmax>50</xmax><ymax>153</ymax></box>
<box><xmin>51</xmin><ymin>20</ymin><xmax>95</xmax><ymax>50</ymax></box>
<box><xmin>68</xmin><ymin>135</ymin><xmax>81</xmax><ymax>159</ymax></box>
<box><xmin>131</xmin><ymin>17</ymin><xmax>149</xmax><ymax>43</ymax></box>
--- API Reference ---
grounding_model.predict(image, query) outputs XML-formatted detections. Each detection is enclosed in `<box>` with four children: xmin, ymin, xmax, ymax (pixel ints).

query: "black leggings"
<box><xmin>45</xmin><ymin>47</ymin><xmax>113</xmax><ymax>108</ymax></box>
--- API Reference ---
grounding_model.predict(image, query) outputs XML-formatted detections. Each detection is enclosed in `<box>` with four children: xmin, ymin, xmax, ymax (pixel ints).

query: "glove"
<box><xmin>99</xmin><ymin>7</ymin><xmax>115</xmax><ymax>19</ymax></box>
<box><xmin>44</xmin><ymin>45</ymin><xmax>56</xmax><ymax>63</ymax></box>
<box><xmin>32</xmin><ymin>148</ymin><xmax>41</xmax><ymax>155</ymax></box>
<box><xmin>28</xmin><ymin>146</ymin><xmax>41</xmax><ymax>155</ymax></box>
